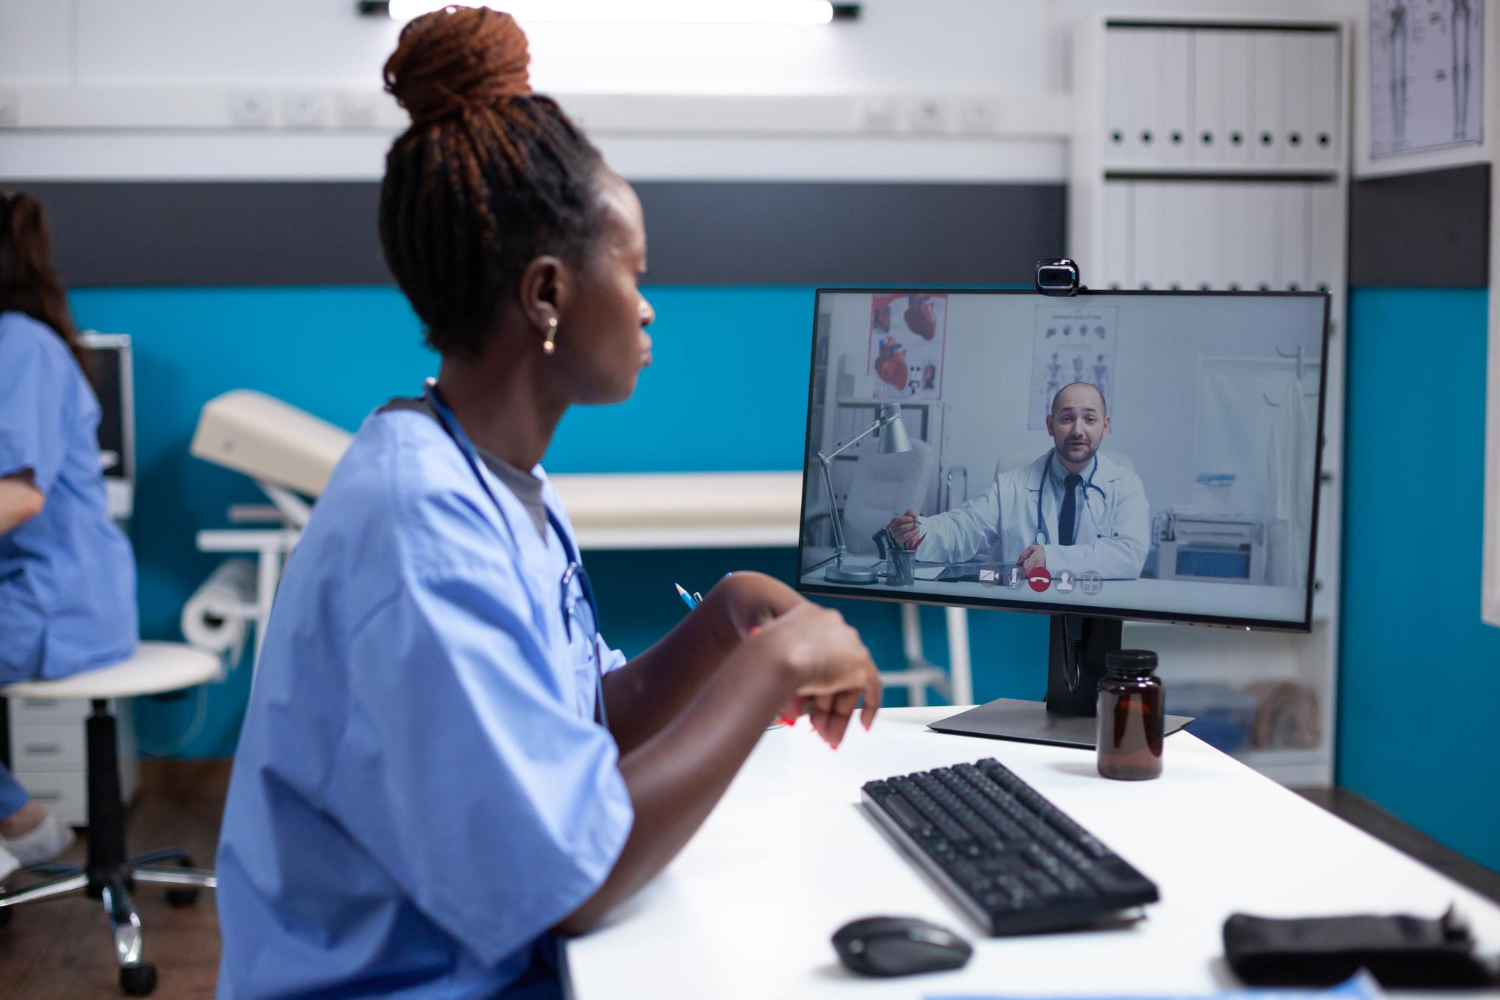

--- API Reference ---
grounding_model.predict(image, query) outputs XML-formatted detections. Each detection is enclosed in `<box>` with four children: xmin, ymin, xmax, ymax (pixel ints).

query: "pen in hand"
<box><xmin>675</xmin><ymin>585</ymin><xmax>793</xmax><ymax>731</ymax></box>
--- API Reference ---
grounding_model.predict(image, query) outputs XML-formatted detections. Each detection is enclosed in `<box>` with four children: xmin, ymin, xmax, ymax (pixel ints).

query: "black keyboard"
<box><xmin>862</xmin><ymin>758</ymin><xmax>1159</xmax><ymax>936</ymax></box>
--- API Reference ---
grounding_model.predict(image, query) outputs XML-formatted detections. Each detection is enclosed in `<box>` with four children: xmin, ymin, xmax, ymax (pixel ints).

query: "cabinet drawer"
<box><xmin>16</xmin><ymin>771</ymin><xmax>86</xmax><ymax>826</ymax></box>
<box><xmin>10</xmin><ymin>724</ymin><xmax>86</xmax><ymax>771</ymax></box>
<box><xmin>6</xmin><ymin>697</ymin><xmax>91</xmax><ymax>725</ymax></box>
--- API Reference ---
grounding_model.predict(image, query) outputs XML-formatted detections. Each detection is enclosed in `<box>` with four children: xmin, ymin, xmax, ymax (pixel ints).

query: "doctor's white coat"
<box><xmin>914</xmin><ymin>450</ymin><xmax>1150</xmax><ymax>580</ymax></box>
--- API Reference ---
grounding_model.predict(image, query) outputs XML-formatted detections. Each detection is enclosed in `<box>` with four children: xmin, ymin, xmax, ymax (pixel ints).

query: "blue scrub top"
<box><xmin>0</xmin><ymin>311</ymin><xmax>137</xmax><ymax>681</ymax></box>
<box><xmin>216</xmin><ymin>406</ymin><xmax>634</xmax><ymax>999</ymax></box>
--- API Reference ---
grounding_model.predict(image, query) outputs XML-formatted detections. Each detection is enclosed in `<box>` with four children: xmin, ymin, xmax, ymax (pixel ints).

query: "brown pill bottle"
<box><xmin>1096</xmin><ymin>649</ymin><xmax>1164</xmax><ymax>780</ymax></box>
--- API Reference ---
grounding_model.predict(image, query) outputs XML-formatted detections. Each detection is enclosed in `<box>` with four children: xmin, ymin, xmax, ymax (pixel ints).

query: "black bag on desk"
<box><xmin>1223</xmin><ymin>908</ymin><xmax>1500</xmax><ymax>989</ymax></box>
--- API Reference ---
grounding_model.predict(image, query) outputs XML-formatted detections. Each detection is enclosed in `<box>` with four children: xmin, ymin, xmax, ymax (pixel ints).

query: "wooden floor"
<box><xmin>1</xmin><ymin>762</ymin><xmax>1496</xmax><ymax>999</ymax></box>
<box><xmin>0</xmin><ymin>761</ymin><xmax>227</xmax><ymax>1000</ymax></box>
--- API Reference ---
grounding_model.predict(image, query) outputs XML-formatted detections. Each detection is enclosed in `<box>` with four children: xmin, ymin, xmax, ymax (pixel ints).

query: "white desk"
<box><xmin>800</xmin><ymin>555</ymin><xmax>1307</xmax><ymax>624</ymax></box>
<box><xmin>565</xmin><ymin>707</ymin><xmax>1500</xmax><ymax>999</ymax></box>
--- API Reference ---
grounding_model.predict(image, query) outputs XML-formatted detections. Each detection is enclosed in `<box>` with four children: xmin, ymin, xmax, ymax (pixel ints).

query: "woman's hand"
<box><xmin>712</xmin><ymin>571</ymin><xmax>804</xmax><ymax>637</ymax></box>
<box><xmin>0</xmin><ymin>472</ymin><xmax>45</xmax><ymax>536</ymax></box>
<box><xmin>755</xmin><ymin>602</ymin><xmax>881</xmax><ymax>748</ymax></box>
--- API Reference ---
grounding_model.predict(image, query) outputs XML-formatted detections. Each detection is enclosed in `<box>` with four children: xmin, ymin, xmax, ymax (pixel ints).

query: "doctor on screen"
<box><xmin>886</xmin><ymin>382</ymin><xmax>1150</xmax><ymax>580</ymax></box>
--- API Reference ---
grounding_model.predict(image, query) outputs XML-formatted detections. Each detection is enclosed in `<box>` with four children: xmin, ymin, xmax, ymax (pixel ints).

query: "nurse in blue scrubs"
<box><xmin>214</xmin><ymin>9</ymin><xmax>883</xmax><ymax>998</ymax></box>
<box><xmin>0</xmin><ymin>191</ymin><xmax>139</xmax><ymax>880</ymax></box>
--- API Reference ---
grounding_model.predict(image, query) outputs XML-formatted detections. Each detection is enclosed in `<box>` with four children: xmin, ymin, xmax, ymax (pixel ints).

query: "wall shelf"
<box><xmin>1071</xmin><ymin>12</ymin><xmax>1353</xmax><ymax>789</ymax></box>
<box><xmin>548</xmin><ymin>471</ymin><xmax>802</xmax><ymax>550</ymax></box>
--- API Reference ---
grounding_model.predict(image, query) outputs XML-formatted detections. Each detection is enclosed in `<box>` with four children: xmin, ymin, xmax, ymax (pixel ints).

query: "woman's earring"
<box><xmin>543</xmin><ymin>317</ymin><xmax>558</xmax><ymax>355</ymax></box>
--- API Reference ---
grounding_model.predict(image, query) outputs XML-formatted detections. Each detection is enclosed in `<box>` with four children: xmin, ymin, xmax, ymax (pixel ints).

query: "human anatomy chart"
<box><xmin>1369</xmin><ymin>0</ymin><xmax>1486</xmax><ymax>158</ymax></box>
<box><xmin>1028</xmin><ymin>304</ymin><xmax>1118</xmax><ymax>430</ymax></box>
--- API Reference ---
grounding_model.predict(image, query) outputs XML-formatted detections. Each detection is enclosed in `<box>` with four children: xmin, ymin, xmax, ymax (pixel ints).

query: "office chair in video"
<box><xmin>840</xmin><ymin>437</ymin><xmax>936</xmax><ymax>556</ymax></box>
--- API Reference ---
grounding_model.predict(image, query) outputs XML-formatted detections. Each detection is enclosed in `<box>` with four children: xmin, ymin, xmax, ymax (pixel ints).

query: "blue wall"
<box><xmin>68</xmin><ymin>282</ymin><xmax>1500</xmax><ymax>872</ymax></box>
<box><xmin>70</xmin><ymin>286</ymin><xmax>1047</xmax><ymax>757</ymax></box>
<box><xmin>1340</xmin><ymin>287</ymin><xmax>1500</xmax><ymax>872</ymax></box>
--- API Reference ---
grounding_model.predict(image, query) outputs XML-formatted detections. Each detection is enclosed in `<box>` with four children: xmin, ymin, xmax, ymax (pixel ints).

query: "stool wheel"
<box><xmin>0</xmin><ymin>907</ymin><xmax>11</xmax><ymax>927</ymax></box>
<box><xmin>120</xmin><ymin>964</ymin><xmax>157</xmax><ymax>996</ymax></box>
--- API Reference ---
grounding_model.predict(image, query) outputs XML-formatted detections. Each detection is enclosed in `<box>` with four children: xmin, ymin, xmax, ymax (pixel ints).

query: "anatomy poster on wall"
<box><xmin>868</xmin><ymin>293</ymin><xmax>947</xmax><ymax>399</ymax></box>
<box><xmin>1029</xmin><ymin>304</ymin><xmax>1118</xmax><ymax>430</ymax></box>
<box><xmin>1368</xmin><ymin>0</ymin><xmax>1486</xmax><ymax>158</ymax></box>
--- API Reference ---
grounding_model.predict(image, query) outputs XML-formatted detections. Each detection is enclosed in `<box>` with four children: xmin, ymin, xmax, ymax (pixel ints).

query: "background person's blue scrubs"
<box><xmin>215</xmin><ymin>405</ymin><xmax>633</xmax><ymax>999</ymax></box>
<box><xmin>0</xmin><ymin>310</ymin><xmax>138</xmax><ymax>817</ymax></box>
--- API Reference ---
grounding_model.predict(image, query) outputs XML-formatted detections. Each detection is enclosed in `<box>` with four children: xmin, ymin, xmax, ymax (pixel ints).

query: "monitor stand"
<box><xmin>927</xmin><ymin>614</ymin><xmax>1193</xmax><ymax>750</ymax></box>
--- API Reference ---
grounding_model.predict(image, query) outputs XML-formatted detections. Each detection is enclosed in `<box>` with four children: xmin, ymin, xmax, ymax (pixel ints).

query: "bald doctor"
<box><xmin>887</xmin><ymin>382</ymin><xmax>1150</xmax><ymax>580</ymax></box>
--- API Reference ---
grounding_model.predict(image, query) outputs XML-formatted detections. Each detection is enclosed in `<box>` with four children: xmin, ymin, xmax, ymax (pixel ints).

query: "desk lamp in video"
<box><xmin>816</xmin><ymin>403</ymin><xmax>912</xmax><ymax>584</ymax></box>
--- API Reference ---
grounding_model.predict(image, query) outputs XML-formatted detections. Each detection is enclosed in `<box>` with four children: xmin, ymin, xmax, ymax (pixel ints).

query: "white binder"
<box><xmin>1159</xmin><ymin>29</ymin><xmax>1193</xmax><ymax>164</ymax></box>
<box><xmin>1192</xmin><ymin>29</ymin><xmax>1227</xmax><ymax>164</ymax></box>
<box><xmin>1219</xmin><ymin>183</ymin><xmax>1254</xmax><ymax>291</ymax></box>
<box><xmin>1245</xmin><ymin>183</ymin><xmax>1281</xmax><ymax>290</ymax></box>
<box><xmin>1280</xmin><ymin>33</ymin><xmax>1313</xmax><ymax>166</ymax></box>
<box><xmin>1251</xmin><ymin>31</ymin><xmax>1284</xmax><ymax>165</ymax></box>
<box><xmin>1132</xmin><ymin>182</ymin><xmax>1166</xmax><ymax>290</ymax></box>
<box><xmin>1103</xmin><ymin>180</ymin><xmax>1133</xmax><ymax>290</ymax></box>
<box><xmin>1222</xmin><ymin>29</ymin><xmax>1255</xmax><ymax>165</ymax></box>
<box><xmin>1277</xmin><ymin>184</ymin><xmax>1310</xmax><ymax>290</ymax></box>
<box><xmin>1127</xmin><ymin>30</ymin><xmax>1165</xmax><ymax>164</ymax></box>
<box><xmin>1306</xmin><ymin>31</ymin><xmax>1341</xmax><ymax>168</ymax></box>
<box><xmin>1186</xmin><ymin>182</ymin><xmax>1222</xmax><ymax>290</ymax></box>
<box><xmin>1159</xmin><ymin>182</ymin><xmax>1195</xmax><ymax>290</ymax></box>
<box><xmin>1104</xmin><ymin>29</ymin><xmax>1132</xmax><ymax>164</ymax></box>
<box><xmin>1307</xmin><ymin>182</ymin><xmax>1341</xmax><ymax>293</ymax></box>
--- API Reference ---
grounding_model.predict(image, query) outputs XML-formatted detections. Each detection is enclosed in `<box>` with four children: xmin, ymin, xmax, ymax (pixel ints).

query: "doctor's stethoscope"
<box><xmin>424</xmin><ymin>378</ymin><xmax>609</xmax><ymax>728</ymax></box>
<box><xmin>1031</xmin><ymin>453</ymin><xmax>1112</xmax><ymax>546</ymax></box>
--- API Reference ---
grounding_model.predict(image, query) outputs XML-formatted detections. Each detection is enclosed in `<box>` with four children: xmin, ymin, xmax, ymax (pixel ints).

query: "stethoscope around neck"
<box><xmin>1032</xmin><ymin>451</ymin><xmax>1109</xmax><ymax>546</ymax></box>
<box><xmin>422</xmin><ymin>378</ymin><xmax>608</xmax><ymax>728</ymax></box>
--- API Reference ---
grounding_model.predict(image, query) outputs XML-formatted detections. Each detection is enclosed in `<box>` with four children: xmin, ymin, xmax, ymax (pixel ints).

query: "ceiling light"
<box><xmin>363</xmin><ymin>1</ymin><xmax>860</xmax><ymax>25</ymax></box>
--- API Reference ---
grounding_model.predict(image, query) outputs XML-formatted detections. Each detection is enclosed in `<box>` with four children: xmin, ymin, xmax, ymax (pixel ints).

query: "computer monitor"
<box><xmin>81</xmin><ymin>333</ymin><xmax>135</xmax><ymax>522</ymax></box>
<box><xmin>795</xmin><ymin>288</ymin><xmax>1330</xmax><ymax>747</ymax></box>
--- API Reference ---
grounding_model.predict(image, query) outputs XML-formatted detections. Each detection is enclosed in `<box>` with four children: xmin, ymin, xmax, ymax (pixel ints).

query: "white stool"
<box><xmin>0</xmin><ymin>642</ymin><xmax>221</xmax><ymax>997</ymax></box>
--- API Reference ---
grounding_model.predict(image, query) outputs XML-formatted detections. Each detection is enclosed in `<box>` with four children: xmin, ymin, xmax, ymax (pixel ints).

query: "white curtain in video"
<box><xmin>1196</xmin><ymin>357</ymin><xmax>1317</xmax><ymax>586</ymax></box>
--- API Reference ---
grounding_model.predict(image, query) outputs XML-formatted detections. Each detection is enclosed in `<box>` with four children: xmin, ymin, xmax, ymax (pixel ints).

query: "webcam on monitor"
<box><xmin>1034</xmin><ymin>258</ymin><xmax>1081</xmax><ymax>296</ymax></box>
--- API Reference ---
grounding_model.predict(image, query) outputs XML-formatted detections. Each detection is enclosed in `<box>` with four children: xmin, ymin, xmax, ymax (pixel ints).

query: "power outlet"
<box><xmin>282</xmin><ymin>92</ymin><xmax>326</xmax><ymax>129</ymax></box>
<box><xmin>907</xmin><ymin>97</ymin><xmax>950</xmax><ymax>134</ymax></box>
<box><xmin>229</xmin><ymin>91</ymin><xmax>272</xmax><ymax>128</ymax></box>
<box><xmin>958</xmin><ymin>97</ymin><xmax>1000</xmax><ymax>134</ymax></box>
<box><xmin>861</xmin><ymin>97</ymin><xmax>899</xmax><ymax>133</ymax></box>
<box><xmin>336</xmin><ymin>91</ymin><xmax>378</xmax><ymax>128</ymax></box>
<box><xmin>0</xmin><ymin>89</ymin><xmax>18</xmax><ymax>126</ymax></box>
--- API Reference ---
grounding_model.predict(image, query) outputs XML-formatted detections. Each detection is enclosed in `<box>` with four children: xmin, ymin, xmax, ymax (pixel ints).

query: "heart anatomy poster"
<box><xmin>1029</xmin><ymin>304</ymin><xmax>1118</xmax><ymax>430</ymax></box>
<box><xmin>868</xmin><ymin>292</ymin><xmax>947</xmax><ymax>399</ymax></box>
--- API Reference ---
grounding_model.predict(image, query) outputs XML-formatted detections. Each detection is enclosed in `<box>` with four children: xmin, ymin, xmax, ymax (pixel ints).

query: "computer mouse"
<box><xmin>831</xmin><ymin>915</ymin><xmax>973</xmax><ymax>977</ymax></box>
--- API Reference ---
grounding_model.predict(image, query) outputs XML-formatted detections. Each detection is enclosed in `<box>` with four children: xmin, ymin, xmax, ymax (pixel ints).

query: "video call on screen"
<box><xmin>799</xmin><ymin>290</ymin><xmax>1328</xmax><ymax>627</ymax></box>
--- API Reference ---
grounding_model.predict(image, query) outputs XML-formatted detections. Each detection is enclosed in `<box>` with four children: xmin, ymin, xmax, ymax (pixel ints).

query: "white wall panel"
<box><xmin>0</xmin><ymin>0</ymin><xmax>1364</xmax><ymax>183</ymax></box>
<box><xmin>2</xmin><ymin>131</ymin><xmax>1069</xmax><ymax>183</ymax></box>
<box><xmin>0</xmin><ymin>0</ymin><xmax>75</xmax><ymax>86</ymax></box>
<box><xmin>16</xmin><ymin>0</ymin><xmax>1051</xmax><ymax>96</ymax></box>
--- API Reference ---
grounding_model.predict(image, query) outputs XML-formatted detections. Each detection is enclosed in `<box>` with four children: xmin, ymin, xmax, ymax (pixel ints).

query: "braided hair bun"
<box><xmin>384</xmin><ymin>6</ymin><xmax>531</xmax><ymax>125</ymax></box>
<box><xmin>379</xmin><ymin>6</ymin><xmax>606</xmax><ymax>355</ymax></box>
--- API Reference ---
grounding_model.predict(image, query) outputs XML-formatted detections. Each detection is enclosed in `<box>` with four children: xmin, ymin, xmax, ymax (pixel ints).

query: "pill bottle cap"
<box><xmin>1105</xmin><ymin>649</ymin><xmax>1158</xmax><ymax>676</ymax></box>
